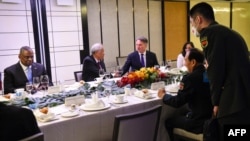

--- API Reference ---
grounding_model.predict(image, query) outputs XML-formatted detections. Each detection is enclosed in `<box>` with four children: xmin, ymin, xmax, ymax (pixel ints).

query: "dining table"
<box><xmin>1</xmin><ymin>68</ymin><xmax>188</xmax><ymax>141</ymax></box>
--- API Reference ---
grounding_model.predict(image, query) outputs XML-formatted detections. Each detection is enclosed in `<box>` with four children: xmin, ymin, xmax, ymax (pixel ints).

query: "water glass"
<box><xmin>33</xmin><ymin>77</ymin><xmax>40</xmax><ymax>90</ymax></box>
<box><xmin>26</xmin><ymin>82</ymin><xmax>33</xmax><ymax>94</ymax></box>
<box><xmin>99</xmin><ymin>69</ymin><xmax>105</xmax><ymax>78</ymax></box>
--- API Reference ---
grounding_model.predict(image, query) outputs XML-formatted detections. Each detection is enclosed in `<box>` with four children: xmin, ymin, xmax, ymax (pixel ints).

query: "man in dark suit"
<box><xmin>190</xmin><ymin>2</ymin><xmax>250</xmax><ymax>140</ymax></box>
<box><xmin>122</xmin><ymin>36</ymin><xmax>159</xmax><ymax>75</ymax></box>
<box><xmin>4</xmin><ymin>46</ymin><xmax>50</xmax><ymax>94</ymax></box>
<box><xmin>82</xmin><ymin>43</ymin><xmax>106</xmax><ymax>82</ymax></box>
<box><xmin>0</xmin><ymin>102</ymin><xmax>41</xmax><ymax>140</ymax></box>
<box><xmin>158</xmin><ymin>48</ymin><xmax>213</xmax><ymax>141</ymax></box>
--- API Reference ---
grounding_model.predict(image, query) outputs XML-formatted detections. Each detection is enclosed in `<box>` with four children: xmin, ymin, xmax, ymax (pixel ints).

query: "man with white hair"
<box><xmin>82</xmin><ymin>43</ymin><xmax>106</xmax><ymax>81</ymax></box>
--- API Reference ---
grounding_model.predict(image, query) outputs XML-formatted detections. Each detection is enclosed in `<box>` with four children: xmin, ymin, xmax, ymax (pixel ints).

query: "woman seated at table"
<box><xmin>177</xmin><ymin>41</ymin><xmax>195</xmax><ymax>68</ymax></box>
<box><xmin>158</xmin><ymin>48</ymin><xmax>212</xmax><ymax>141</ymax></box>
<box><xmin>82</xmin><ymin>43</ymin><xmax>106</xmax><ymax>82</ymax></box>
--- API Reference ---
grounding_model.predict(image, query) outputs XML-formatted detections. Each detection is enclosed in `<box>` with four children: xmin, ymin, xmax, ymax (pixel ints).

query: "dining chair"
<box><xmin>173</xmin><ymin>128</ymin><xmax>203</xmax><ymax>141</ymax></box>
<box><xmin>19</xmin><ymin>132</ymin><xmax>44</xmax><ymax>141</ymax></box>
<box><xmin>116</xmin><ymin>56</ymin><xmax>127</xmax><ymax>66</ymax></box>
<box><xmin>112</xmin><ymin>105</ymin><xmax>162</xmax><ymax>141</ymax></box>
<box><xmin>74</xmin><ymin>71</ymin><xmax>82</xmax><ymax>82</ymax></box>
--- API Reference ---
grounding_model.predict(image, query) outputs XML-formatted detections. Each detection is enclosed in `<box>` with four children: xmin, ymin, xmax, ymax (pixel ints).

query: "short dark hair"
<box><xmin>189</xmin><ymin>2</ymin><xmax>215</xmax><ymax>21</ymax></box>
<box><xmin>136</xmin><ymin>36</ymin><xmax>148</xmax><ymax>44</ymax></box>
<box><xmin>19</xmin><ymin>46</ymin><xmax>33</xmax><ymax>54</ymax></box>
<box><xmin>187</xmin><ymin>48</ymin><xmax>204</xmax><ymax>64</ymax></box>
<box><xmin>181</xmin><ymin>41</ymin><xmax>195</xmax><ymax>57</ymax></box>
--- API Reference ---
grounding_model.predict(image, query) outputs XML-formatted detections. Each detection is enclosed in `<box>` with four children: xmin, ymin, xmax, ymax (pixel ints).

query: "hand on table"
<box><xmin>157</xmin><ymin>88</ymin><xmax>166</xmax><ymax>99</ymax></box>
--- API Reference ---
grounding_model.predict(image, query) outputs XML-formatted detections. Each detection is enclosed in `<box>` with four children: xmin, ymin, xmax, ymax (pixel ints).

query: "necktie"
<box><xmin>141</xmin><ymin>54</ymin><xmax>145</xmax><ymax>67</ymax></box>
<box><xmin>27</xmin><ymin>67</ymin><xmax>32</xmax><ymax>83</ymax></box>
<box><xmin>97</xmin><ymin>61</ymin><xmax>102</xmax><ymax>69</ymax></box>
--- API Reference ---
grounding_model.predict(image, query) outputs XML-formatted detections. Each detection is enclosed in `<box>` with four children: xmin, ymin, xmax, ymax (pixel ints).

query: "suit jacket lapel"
<box><xmin>16</xmin><ymin>62</ymin><xmax>28</xmax><ymax>82</ymax></box>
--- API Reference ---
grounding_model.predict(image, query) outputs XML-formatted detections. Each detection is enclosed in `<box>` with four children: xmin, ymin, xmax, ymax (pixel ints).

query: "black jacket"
<box><xmin>82</xmin><ymin>55</ymin><xmax>106</xmax><ymax>82</ymax></box>
<box><xmin>163</xmin><ymin>65</ymin><xmax>213</xmax><ymax>120</ymax></box>
<box><xmin>200</xmin><ymin>22</ymin><xmax>250</xmax><ymax>118</ymax></box>
<box><xmin>0</xmin><ymin>103</ymin><xmax>41</xmax><ymax>140</ymax></box>
<box><xmin>4</xmin><ymin>62</ymin><xmax>49</xmax><ymax>94</ymax></box>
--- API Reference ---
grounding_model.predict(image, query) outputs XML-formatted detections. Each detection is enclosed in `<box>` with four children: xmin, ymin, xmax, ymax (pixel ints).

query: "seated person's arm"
<box><xmin>3</xmin><ymin>69</ymin><xmax>15</xmax><ymax>94</ymax></box>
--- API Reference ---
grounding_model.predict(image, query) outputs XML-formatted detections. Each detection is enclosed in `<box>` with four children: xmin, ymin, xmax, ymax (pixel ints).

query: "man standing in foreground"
<box><xmin>190</xmin><ymin>2</ymin><xmax>250</xmax><ymax>140</ymax></box>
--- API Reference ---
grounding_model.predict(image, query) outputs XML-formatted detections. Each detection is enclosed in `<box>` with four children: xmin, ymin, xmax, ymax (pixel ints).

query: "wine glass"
<box><xmin>25</xmin><ymin>82</ymin><xmax>33</xmax><ymax>94</ymax></box>
<box><xmin>40</xmin><ymin>75</ymin><xmax>49</xmax><ymax>95</ymax></box>
<box><xmin>33</xmin><ymin>77</ymin><xmax>40</xmax><ymax>91</ymax></box>
<box><xmin>104</xmin><ymin>87</ymin><xmax>112</xmax><ymax>103</ymax></box>
<box><xmin>166</xmin><ymin>60</ymin><xmax>172</xmax><ymax>71</ymax></box>
<box><xmin>99</xmin><ymin>68</ymin><xmax>105</xmax><ymax>78</ymax></box>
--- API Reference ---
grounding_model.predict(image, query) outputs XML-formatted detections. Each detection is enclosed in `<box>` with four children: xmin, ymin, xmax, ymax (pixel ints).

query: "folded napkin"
<box><xmin>84</xmin><ymin>99</ymin><xmax>105</xmax><ymax>108</ymax></box>
<box><xmin>34</xmin><ymin>110</ymin><xmax>55</xmax><ymax>122</ymax></box>
<box><xmin>134</xmin><ymin>91</ymin><xmax>152</xmax><ymax>99</ymax></box>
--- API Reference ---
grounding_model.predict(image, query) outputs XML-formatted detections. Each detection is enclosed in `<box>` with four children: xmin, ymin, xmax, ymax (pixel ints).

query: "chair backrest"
<box><xmin>112</xmin><ymin>105</ymin><xmax>162</xmax><ymax>141</ymax></box>
<box><xmin>19</xmin><ymin>132</ymin><xmax>44</xmax><ymax>141</ymax></box>
<box><xmin>116</xmin><ymin>56</ymin><xmax>127</xmax><ymax>66</ymax></box>
<box><xmin>74</xmin><ymin>71</ymin><xmax>82</xmax><ymax>82</ymax></box>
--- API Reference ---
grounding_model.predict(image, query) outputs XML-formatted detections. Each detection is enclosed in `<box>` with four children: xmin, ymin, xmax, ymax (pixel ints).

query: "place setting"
<box><xmin>60</xmin><ymin>104</ymin><xmax>80</xmax><ymax>118</ymax></box>
<box><xmin>33</xmin><ymin>107</ymin><xmax>59</xmax><ymax>123</ymax></box>
<box><xmin>80</xmin><ymin>92</ymin><xmax>111</xmax><ymax>111</ymax></box>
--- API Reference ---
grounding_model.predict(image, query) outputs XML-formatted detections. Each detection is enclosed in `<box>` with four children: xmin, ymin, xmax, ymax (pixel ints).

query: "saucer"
<box><xmin>80</xmin><ymin>103</ymin><xmax>110</xmax><ymax>111</ymax></box>
<box><xmin>61</xmin><ymin>110</ymin><xmax>79</xmax><ymax>118</ymax></box>
<box><xmin>113</xmin><ymin>99</ymin><xmax>128</xmax><ymax>104</ymax></box>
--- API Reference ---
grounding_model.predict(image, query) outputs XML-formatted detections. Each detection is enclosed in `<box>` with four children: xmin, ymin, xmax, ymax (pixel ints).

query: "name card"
<box><xmin>64</xmin><ymin>95</ymin><xmax>85</xmax><ymax>106</ymax></box>
<box><xmin>150</xmin><ymin>81</ymin><xmax>165</xmax><ymax>90</ymax></box>
<box><xmin>47</xmin><ymin>86</ymin><xmax>61</xmax><ymax>94</ymax></box>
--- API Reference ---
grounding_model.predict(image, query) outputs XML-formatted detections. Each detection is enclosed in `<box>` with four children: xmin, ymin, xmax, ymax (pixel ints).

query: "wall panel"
<box><xmin>232</xmin><ymin>3</ymin><xmax>250</xmax><ymax>50</ymax></box>
<box><xmin>165</xmin><ymin>2</ymin><xmax>187</xmax><ymax>60</ymax></box>
<box><xmin>87</xmin><ymin>0</ymin><xmax>102</xmax><ymax>47</ymax></box>
<box><xmin>149</xmin><ymin>1</ymin><xmax>162</xmax><ymax>63</ymax></box>
<box><xmin>134</xmin><ymin>0</ymin><xmax>148</xmax><ymax>38</ymax></box>
<box><xmin>118</xmin><ymin>0</ymin><xmax>134</xmax><ymax>57</ymax></box>
<box><xmin>101</xmin><ymin>0</ymin><xmax>119</xmax><ymax>69</ymax></box>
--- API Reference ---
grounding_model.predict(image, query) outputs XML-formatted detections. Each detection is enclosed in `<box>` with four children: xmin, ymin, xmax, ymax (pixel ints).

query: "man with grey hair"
<box><xmin>82</xmin><ymin>43</ymin><xmax>106</xmax><ymax>81</ymax></box>
<box><xmin>4</xmin><ymin>46</ymin><xmax>49</xmax><ymax>94</ymax></box>
<box><xmin>122</xmin><ymin>36</ymin><xmax>159</xmax><ymax>75</ymax></box>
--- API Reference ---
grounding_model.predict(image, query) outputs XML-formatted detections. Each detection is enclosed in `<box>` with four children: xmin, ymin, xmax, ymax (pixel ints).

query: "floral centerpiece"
<box><xmin>117</xmin><ymin>67</ymin><xmax>168</xmax><ymax>88</ymax></box>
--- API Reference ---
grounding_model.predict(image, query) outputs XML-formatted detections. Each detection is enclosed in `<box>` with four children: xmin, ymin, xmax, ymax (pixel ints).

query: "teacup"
<box><xmin>14</xmin><ymin>88</ymin><xmax>26</xmax><ymax>100</ymax></box>
<box><xmin>94</xmin><ymin>77</ymin><xmax>103</xmax><ymax>83</ymax></box>
<box><xmin>115</xmin><ymin>94</ymin><xmax>125</xmax><ymax>103</ymax></box>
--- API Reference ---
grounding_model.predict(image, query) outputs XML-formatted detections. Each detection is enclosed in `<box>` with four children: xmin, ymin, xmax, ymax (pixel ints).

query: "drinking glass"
<box><xmin>33</xmin><ymin>77</ymin><xmax>40</xmax><ymax>90</ymax></box>
<box><xmin>99</xmin><ymin>68</ymin><xmax>105</xmax><ymax>78</ymax></box>
<box><xmin>40</xmin><ymin>75</ymin><xmax>49</xmax><ymax>95</ymax></box>
<box><xmin>104</xmin><ymin>88</ymin><xmax>111</xmax><ymax>102</ymax></box>
<box><xmin>166</xmin><ymin>60</ymin><xmax>172</xmax><ymax>71</ymax></box>
<box><xmin>25</xmin><ymin>82</ymin><xmax>33</xmax><ymax>94</ymax></box>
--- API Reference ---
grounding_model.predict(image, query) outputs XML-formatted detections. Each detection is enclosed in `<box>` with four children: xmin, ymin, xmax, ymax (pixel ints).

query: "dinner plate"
<box><xmin>113</xmin><ymin>99</ymin><xmax>128</xmax><ymax>104</ymax></box>
<box><xmin>168</xmin><ymin>68</ymin><xmax>182</xmax><ymax>75</ymax></box>
<box><xmin>80</xmin><ymin>103</ymin><xmax>110</xmax><ymax>111</ymax></box>
<box><xmin>61</xmin><ymin>110</ymin><xmax>79</xmax><ymax>118</ymax></box>
<box><xmin>37</xmin><ymin>116</ymin><xmax>59</xmax><ymax>123</ymax></box>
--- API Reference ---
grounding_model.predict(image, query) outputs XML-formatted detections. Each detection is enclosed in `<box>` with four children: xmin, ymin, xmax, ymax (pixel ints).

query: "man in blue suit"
<box><xmin>4</xmin><ymin>46</ymin><xmax>51</xmax><ymax>94</ymax></box>
<box><xmin>122</xmin><ymin>36</ymin><xmax>159</xmax><ymax>75</ymax></box>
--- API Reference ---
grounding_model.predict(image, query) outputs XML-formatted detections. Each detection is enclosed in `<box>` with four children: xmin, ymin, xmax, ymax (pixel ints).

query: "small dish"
<box><xmin>61</xmin><ymin>110</ymin><xmax>79</xmax><ymax>118</ymax></box>
<box><xmin>113</xmin><ymin>99</ymin><xmax>128</xmax><ymax>104</ymax></box>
